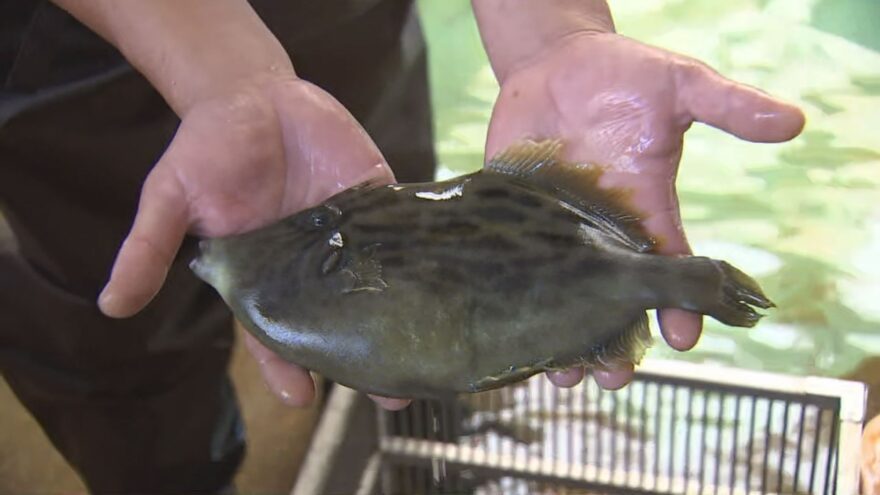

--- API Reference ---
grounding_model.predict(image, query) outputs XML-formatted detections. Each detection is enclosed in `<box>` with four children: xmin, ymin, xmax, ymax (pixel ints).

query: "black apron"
<box><xmin>0</xmin><ymin>1</ymin><xmax>436</xmax><ymax>493</ymax></box>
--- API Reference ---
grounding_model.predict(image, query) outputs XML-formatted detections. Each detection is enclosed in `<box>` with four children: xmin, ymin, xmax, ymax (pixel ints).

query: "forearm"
<box><xmin>52</xmin><ymin>0</ymin><xmax>294</xmax><ymax>115</ymax></box>
<box><xmin>472</xmin><ymin>0</ymin><xmax>615</xmax><ymax>82</ymax></box>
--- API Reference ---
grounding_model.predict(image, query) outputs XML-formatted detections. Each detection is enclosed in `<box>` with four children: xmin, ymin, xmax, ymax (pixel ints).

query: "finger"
<box><xmin>547</xmin><ymin>368</ymin><xmax>585</xmax><ymax>388</ymax></box>
<box><xmin>368</xmin><ymin>395</ymin><xmax>412</xmax><ymax>411</ymax></box>
<box><xmin>98</xmin><ymin>166</ymin><xmax>188</xmax><ymax>318</ymax></box>
<box><xmin>659</xmin><ymin>309</ymin><xmax>702</xmax><ymax>351</ymax></box>
<box><xmin>676</xmin><ymin>59</ymin><xmax>805</xmax><ymax>143</ymax></box>
<box><xmin>593</xmin><ymin>364</ymin><xmax>635</xmax><ymax>390</ymax></box>
<box><xmin>243</xmin><ymin>332</ymin><xmax>316</xmax><ymax>407</ymax></box>
<box><xmin>639</xmin><ymin>181</ymin><xmax>704</xmax><ymax>351</ymax></box>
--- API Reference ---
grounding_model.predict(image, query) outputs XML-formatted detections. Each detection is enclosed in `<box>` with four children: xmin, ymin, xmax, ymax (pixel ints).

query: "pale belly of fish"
<box><xmin>191</xmin><ymin>141</ymin><xmax>773</xmax><ymax>399</ymax></box>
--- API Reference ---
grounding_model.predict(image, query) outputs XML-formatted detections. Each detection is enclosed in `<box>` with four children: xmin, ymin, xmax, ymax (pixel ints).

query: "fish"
<box><xmin>191</xmin><ymin>140</ymin><xmax>774</xmax><ymax>400</ymax></box>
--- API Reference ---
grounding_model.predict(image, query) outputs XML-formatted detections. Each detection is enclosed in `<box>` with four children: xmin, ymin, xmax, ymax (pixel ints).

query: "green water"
<box><xmin>417</xmin><ymin>0</ymin><xmax>880</xmax><ymax>378</ymax></box>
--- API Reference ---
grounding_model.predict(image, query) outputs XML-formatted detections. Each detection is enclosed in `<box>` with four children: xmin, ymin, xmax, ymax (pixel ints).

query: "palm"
<box><xmin>486</xmin><ymin>32</ymin><xmax>804</xmax><ymax>381</ymax></box>
<box><xmin>102</xmin><ymin>79</ymin><xmax>390</xmax><ymax>314</ymax></box>
<box><xmin>158</xmin><ymin>94</ymin><xmax>290</xmax><ymax>238</ymax></box>
<box><xmin>154</xmin><ymin>79</ymin><xmax>387</xmax><ymax>238</ymax></box>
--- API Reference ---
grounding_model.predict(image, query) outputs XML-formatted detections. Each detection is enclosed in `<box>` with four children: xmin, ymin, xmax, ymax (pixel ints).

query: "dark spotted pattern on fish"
<box><xmin>331</xmin><ymin>177</ymin><xmax>604</xmax><ymax>299</ymax></box>
<box><xmin>191</xmin><ymin>140</ymin><xmax>774</xmax><ymax>399</ymax></box>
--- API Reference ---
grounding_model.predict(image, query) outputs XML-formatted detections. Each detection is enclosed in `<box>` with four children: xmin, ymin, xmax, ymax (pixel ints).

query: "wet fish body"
<box><xmin>192</xmin><ymin>141</ymin><xmax>773</xmax><ymax>399</ymax></box>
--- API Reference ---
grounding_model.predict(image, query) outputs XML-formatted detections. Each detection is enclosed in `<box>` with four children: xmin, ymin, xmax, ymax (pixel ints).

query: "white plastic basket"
<box><xmin>294</xmin><ymin>359</ymin><xmax>866</xmax><ymax>495</ymax></box>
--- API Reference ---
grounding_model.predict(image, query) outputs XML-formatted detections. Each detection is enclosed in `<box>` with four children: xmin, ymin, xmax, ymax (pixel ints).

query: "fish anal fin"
<box><xmin>486</xmin><ymin>139</ymin><xmax>655</xmax><ymax>253</ymax></box>
<box><xmin>579</xmin><ymin>312</ymin><xmax>653</xmax><ymax>370</ymax></box>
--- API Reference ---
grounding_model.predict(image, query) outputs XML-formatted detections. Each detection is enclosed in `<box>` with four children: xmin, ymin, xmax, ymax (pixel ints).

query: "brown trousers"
<box><xmin>0</xmin><ymin>1</ymin><xmax>436</xmax><ymax>493</ymax></box>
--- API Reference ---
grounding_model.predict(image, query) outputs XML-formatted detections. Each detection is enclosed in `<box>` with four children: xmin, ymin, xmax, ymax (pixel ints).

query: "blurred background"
<box><xmin>1</xmin><ymin>0</ymin><xmax>878</xmax><ymax>493</ymax></box>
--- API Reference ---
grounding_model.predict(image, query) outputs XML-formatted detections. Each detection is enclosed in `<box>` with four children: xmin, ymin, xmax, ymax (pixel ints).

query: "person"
<box><xmin>865</xmin><ymin>413</ymin><xmax>880</xmax><ymax>495</ymax></box>
<box><xmin>0</xmin><ymin>0</ymin><xmax>805</xmax><ymax>493</ymax></box>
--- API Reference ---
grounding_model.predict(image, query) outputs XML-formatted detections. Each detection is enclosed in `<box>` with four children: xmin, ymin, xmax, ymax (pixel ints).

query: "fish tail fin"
<box><xmin>705</xmin><ymin>259</ymin><xmax>775</xmax><ymax>327</ymax></box>
<box><xmin>631</xmin><ymin>254</ymin><xmax>774</xmax><ymax>328</ymax></box>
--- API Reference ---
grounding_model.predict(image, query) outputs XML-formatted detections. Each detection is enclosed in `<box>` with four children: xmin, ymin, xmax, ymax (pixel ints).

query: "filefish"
<box><xmin>191</xmin><ymin>140</ymin><xmax>774</xmax><ymax>399</ymax></box>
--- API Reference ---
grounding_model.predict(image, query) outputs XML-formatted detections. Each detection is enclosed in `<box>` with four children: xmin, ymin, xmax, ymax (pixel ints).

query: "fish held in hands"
<box><xmin>191</xmin><ymin>140</ymin><xmax>774</xmax><ymax>399</ymax></box>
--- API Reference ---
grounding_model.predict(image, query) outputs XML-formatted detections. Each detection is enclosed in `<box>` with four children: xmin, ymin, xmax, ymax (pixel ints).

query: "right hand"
<box><xmin>97</xmin><ymin>72</ymin><xmax>410</xmax><ymax>409</ymax></box>
<box><xmin>483</xmin><ymin>31</ymin><xmax>803</xmax><ymax>392</ymax></box>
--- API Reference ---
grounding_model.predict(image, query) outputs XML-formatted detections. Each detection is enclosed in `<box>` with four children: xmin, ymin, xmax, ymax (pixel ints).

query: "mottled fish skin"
<box><xmin>192</xmin><ymin>141</ymin><xmax>773</xmax><ymax>399</ymax></box>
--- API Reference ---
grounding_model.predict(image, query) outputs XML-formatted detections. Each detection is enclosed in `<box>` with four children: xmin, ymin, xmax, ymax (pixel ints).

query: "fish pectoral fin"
<box><xmin>485</xmin><ymin>140</ymin><xmax>655</xmax><ymax>253</ymax></box>
<box><xmin>341</xmin><ymin>245</ymin><xmax>388</xmax><ymax>294</ymax></box>
<box><xmin>579</xmin><ymin>312</ymin><xmax>653</xmax><ymax>369</ymax></box>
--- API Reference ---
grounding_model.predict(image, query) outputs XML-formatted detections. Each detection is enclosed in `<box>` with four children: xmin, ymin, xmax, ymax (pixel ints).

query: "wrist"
<box><xmin>53</xmin><ymin>0</ymin><xmax>296</xmax><ymax>115</ymax></box>
<box><xmin>472</xmin><ymin>0</ymin><xmax>615</xmax><ymax>83</ymax></box>
<box><xmin>111</xmin><ymin>8</ymin><xmax>296</xmax><ymax>115</ymax></box>
<box><xmin>169</xmin><ymin>63</ymin><xmax>298</xmax><ymax>118</ymax></box>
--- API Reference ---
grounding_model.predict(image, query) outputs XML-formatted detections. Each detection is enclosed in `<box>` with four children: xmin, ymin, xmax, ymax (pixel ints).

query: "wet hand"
<box><xmin>96</xmin><ymin>73</ymin><xmax>410</xmax><ymax>409</ymax></box>
<box><xmin>485</xmin><ymin>31</ymin><xmax>805</xmax><ymax>390</ymax></box>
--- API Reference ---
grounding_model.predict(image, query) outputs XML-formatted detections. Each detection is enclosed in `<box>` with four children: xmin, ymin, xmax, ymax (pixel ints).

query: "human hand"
<box><xmin>97</xmin><ymin>73</ymin><xmax>410</xmax><ymax>409</ymax></box>
<box><xmin>483</xmin><ymin>31</ymin><xmax>804</xmax><ymax>389</ymax></box>
<box><xmin>48</xmin><ymin>1</ymin><xmax>414</xmax><ymax>409</ymax></box>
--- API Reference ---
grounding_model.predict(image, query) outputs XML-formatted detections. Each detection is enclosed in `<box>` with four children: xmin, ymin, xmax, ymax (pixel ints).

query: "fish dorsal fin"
<box><xmin>486</xmin><ymin>140</ymin><xmax>655</xmax><ymax>252</ymax></box>
<box><xmin>486</xmin><ymin>140</ymin><xmax>564</xmax><ymax>178</ymax></box>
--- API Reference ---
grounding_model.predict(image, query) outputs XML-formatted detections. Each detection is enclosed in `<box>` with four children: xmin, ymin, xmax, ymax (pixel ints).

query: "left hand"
<box><xmin>485</xmin><ymin>31</ymin><xmax>805</xmax><ymax>389</ymax></box>
<box><xmin>98</xmin><ymin>74</ymin><xmax>411</xmax><ymax>410</ymax></box>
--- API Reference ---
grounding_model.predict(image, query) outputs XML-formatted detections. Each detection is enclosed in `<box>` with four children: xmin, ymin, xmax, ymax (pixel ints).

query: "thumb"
<box><xmin>98</xmin><ymin>161</ymin><xmax>188</xmax><ymax>318</ymax></box>
<box><xmin>640</xmin><ymin>179</ymin><xmax>704</xmax><ymax>351</ymax></box>
<box><xmin>676</xmin><ymin>58</ymin><xmax>805</xmax><ymax>143</ymax></box>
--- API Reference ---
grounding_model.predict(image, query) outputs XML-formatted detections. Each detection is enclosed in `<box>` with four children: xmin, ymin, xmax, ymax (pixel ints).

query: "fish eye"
<box><xmin>309</xmin><ymin>211</ymin><xmax>329</xmax><ymax>228</ymax></box>
<box><xmin>306</xmin><ymin>205</ymin><xmax>341</xmax><ymax>229</ymax></box>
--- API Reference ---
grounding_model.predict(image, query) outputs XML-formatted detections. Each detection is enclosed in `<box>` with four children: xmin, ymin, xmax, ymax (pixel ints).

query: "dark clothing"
<box><xmin>0</xmin><ymin>1</ymin><xmax>436</xmax><ymax>493</ymax></box>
